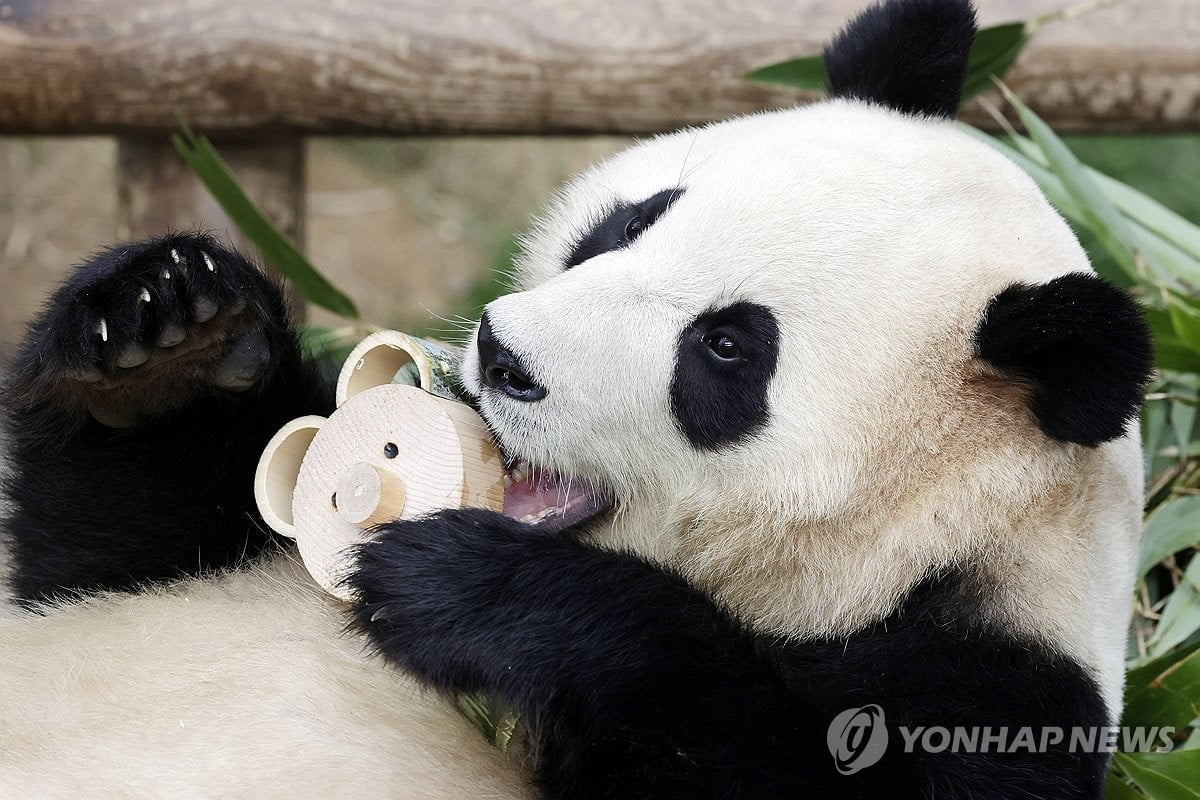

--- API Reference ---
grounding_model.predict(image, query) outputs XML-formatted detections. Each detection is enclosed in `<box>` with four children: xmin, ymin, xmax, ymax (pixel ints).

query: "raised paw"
<box><xmin>7</xmin><ymin>233</ymin><xmax>292</xmax><ymax>426</ymax></box>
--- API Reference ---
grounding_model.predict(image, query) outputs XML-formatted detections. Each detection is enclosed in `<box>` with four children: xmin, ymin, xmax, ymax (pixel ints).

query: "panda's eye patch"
<box><xmin>670</xmin><ymin>302</ymin><xmax>780</xmax><ymax>450</ymax></box>
<box><xmin>565</xmin><ymin>187</ymin><xmax>684</xmax><ymax>269</ymax></box>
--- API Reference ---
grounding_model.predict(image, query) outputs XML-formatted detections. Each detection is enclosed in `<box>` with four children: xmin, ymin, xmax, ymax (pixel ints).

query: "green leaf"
<box><xmin>1171</xmin><ymin>391</ymin><xmax>1198</xmax><ymax>461</ymax></box>
<box><xmin>1125</xmin><ymin>643</ymin><xmax>1200</xmax><ymax>731</ymax></box>
<box><xmin>961</xmin><ymin>23</ymin><xmax>1029</xmax><ymax>103</ymax></box>
<box><xmin>1140</xmin><ymin>497</ymin><xmax>1200</xmax><ymax>577</ymax></box>
<box><xmin>1145</xmin><ymin>308</ymin><xmax>1200</xmax><ymax>374</ymax></box>
<box><xmin>1108</xmin><ymin>773</ymin><xmax>1150</xmax><ymax>800</ymax></box>
<box><xmin>745</xmin><ymin>55</ymin><xmax>826</xmax><ymax>90</ymax></box>
<box><xmin>1115</xmin><ymin>750</ymin><xmax>1200</xmax><ymax>799</ymax></box>
<box><xmin>1093</xmin><ymin>170</ymin><xmax>1200</xmax><ymax>259</ymax></box>
<box><xmin>1169</xmin><ymin>297</ymin><xmax>1200</xmax><ymax>353</ymax></box>
<box><xmin>173</xmin><ymin>122</ymin><xmax>360</xmax><ymax>319</ymax></box>
<box><xmin>1147</xmin><ymin>557</ymin><xmax>1200</xmax><ymax>657</ymax></box>
<box><xmin>1156</xmin><ymin>339</ymin><xmax>1200</xmax><ymax>375</ymax></box>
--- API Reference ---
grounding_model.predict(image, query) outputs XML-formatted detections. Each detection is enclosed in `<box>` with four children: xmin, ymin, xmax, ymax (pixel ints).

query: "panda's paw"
<box><xmin>8</xmin><ymin>233</ymin><xmax>292</xmax><ymax>425</ymax></box>
<box><xmin>346</xmin><ymin>508</ymin><xmax>550</xmax><ymax>692</ymax></box>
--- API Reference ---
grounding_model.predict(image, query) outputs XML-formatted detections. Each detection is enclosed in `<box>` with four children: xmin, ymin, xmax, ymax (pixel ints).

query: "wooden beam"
<box><xmin>1</xmin><ymin>0</ymin><xmax>1197</xmax><ymax>136</ymax></box>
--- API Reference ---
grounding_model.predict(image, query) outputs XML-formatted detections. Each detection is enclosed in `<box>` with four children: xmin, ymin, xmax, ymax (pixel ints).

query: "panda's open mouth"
<box><xmin>501</xmin><ymin>456</ymin><xmax>612</xmax><ymax>533</ymax></box>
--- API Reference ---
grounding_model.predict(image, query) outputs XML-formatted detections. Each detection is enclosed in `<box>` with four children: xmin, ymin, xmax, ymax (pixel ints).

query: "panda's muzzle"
<box><xmin>477</xmin><ymin>312</ymin><xmax>546</xmax><ymax>402</ymax></box>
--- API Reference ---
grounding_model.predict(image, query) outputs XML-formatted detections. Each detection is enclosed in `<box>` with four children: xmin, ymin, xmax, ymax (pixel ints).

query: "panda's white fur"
<box><xmin>0</xmin><ymin>97</ymin><xmax>1142</xmax><ymax>797</ymax></box>
<box><xmin>0</xmin><ymin>554</ymin><xmax>533</xmax><ymax>799</ymax></box>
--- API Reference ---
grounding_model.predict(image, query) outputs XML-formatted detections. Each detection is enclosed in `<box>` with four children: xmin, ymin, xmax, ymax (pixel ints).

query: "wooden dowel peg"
<box><xmin>335</xmin><ymin>462</ymin><xmax>407</xmax><ymax>528</ymax></box>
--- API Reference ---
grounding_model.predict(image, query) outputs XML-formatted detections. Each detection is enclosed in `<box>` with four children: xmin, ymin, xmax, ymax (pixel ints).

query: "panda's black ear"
<box><xmin>975</xmin><ymin>273</ymin><xmax>1154</xmax><ymax>447</ymax></box>
<box><xmin>824</xmin><ymin>0</ymin><xmax>977</xmax><ymax>118</ymax></box>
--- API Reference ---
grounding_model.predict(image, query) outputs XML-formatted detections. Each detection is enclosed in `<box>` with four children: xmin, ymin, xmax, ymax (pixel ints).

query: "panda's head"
<box><xmin>462</xmin><ymin>0</ymin><xmax>1152</xmax><ymax>651</ymax></box>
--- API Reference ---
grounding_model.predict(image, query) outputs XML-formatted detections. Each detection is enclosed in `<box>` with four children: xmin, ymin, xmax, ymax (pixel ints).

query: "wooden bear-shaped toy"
<box><xmin>254</xmin><ymin>331</ymin><xmax>503</xmax><ymax>600</ymax></box>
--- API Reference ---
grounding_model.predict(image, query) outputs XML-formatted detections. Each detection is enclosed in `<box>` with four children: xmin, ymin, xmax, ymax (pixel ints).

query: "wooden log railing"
<box><xmin>2</xmin><ymin>0</ymin><xmax>1198</xmax><ymax>261</ymax></box>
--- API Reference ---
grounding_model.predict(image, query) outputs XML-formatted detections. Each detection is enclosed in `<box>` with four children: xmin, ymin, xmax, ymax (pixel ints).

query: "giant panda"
<box><xmin>0</xmin><ymin>0</ymin><xmax>1153</xmax><ymax>798</ymax></box>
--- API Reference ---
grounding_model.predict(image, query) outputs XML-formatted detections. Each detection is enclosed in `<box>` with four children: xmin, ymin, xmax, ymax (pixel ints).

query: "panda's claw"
<box><xmin>7</xmin><ymin>232</ymin><xmax>290</xmax><ymax>420</ymax></box>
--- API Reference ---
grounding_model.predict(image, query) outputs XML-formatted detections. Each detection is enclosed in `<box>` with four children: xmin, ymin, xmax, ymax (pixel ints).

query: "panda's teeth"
<box><xmin>503</xmin><ymin>474</ymin><xmax>513</xmax><ymax>489</ymax></box>
<box><xmin>518</xmin><ymin>508</ymin><xmax>558</xmax><ymax>525</ymax></box>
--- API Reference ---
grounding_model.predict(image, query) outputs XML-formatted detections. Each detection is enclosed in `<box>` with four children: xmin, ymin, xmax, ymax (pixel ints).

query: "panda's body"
<box><xmin>0</xmin><ymin>1</ymin><xmax>1152</xmax><ymax>798</ymax></box>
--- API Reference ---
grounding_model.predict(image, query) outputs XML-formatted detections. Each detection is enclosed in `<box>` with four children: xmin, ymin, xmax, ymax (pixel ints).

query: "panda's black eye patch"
<box><xmin>671</xmin><ymin>302</ymin><xmax>780</xmax><ymax>450</ymax></box>
<box><xmin>565</xmin><ymin>187</ymin><xmax>684</xmax><ymax>269</ymax></box>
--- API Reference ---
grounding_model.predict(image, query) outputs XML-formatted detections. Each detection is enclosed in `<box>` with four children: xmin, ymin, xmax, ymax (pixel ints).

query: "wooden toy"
<box><xmin>254</xmin><ymin>331</ymin><xmax>504</xmax><ymax>600</ymax></box>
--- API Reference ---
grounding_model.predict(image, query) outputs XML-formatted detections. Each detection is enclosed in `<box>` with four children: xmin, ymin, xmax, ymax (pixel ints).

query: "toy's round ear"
<box><xmin>337</xmin><ymin>331</ymin><xmax>429</xmax><ymax>406</ymax></box>
<box><xmin>255</xmin><ymin>415</ymin><xmax>326</xmax><ymax>538</ymax></box>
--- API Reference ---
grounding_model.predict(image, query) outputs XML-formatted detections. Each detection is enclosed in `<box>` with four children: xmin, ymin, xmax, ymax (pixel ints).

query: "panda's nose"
<box><xmin>476</xmin><ymin>313</ymin><xmax>546</xmax><ymax>402</ymax></box>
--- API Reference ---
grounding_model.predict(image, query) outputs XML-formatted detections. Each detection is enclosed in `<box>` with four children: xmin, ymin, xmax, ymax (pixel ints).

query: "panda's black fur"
<box><xmin>3</xmin><ymin>234</ymin><xmax>331</xmax><ymax>602</ymax></box>
<box><xmin>2</xmin><ymin>0</ymin><xmax>1152</xmax><ymax>797</ymax></box>
<box><xmin>349</xmin><ymin>511</ymin><xmax>1110</xmax><ymax>799</ymax></box>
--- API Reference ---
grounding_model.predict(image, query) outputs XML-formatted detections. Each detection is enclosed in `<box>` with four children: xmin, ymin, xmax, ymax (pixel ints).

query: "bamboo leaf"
<box><xmin>173</xmin><ymin>122</ymin><xmax>360</xmax><ymax>319</ymax></box>
<box><xmin>1145</xmin><ymin>306</ymin><xmax>1200</xmax><ymax>375</ymax></box>
<box><xmin>1123</xmin><ymin>644</ymin><xmax>1200</xmax><ymax>778</ymax></box>
<box><xmin>1093</xmin><ymin>170</ymin><xmax>1200</xmax><ymax>258</ymax></box>
<box><xmin>1108</xmin><ymin>773</ymin><xmax>1150</xmax><ymax>800</ymax></box>
<box><xmin>1144</xmin><ymin>394</ymin><xmax>1172</xmax><ymax>485</ymax></box>
<box><xmin>745</xmin><ymin>55</ymin><xmax>825</xmax><ymax>90</ymax></box>
<box><xmin>1146</xmin><ymin>556</ymin><xmax>1200</xmax><ymax>657</ymax></box>
<box><xmin>961</xmin><ymin>23</ymin><xmax>1029</xmax><ymax>103</ymax></box>
<box><xmin>1170</xmin><ymin>392</ymin><xmax>1198</xmax><ymax>462</ymax></box>
<box><xmin>1139</xmin><ymin>497</ymin><xmax>1200</xmax><ymax>578</ymax></box>
<box><xmin>1169</xmin><ymin>297</ymin><xmax>1200</xmax><ymax>354</ymax></box>
<box><xmin>1115</xmin><ymin>750</ymin><xmax>1200</xmax><ymax>800</ymax></box>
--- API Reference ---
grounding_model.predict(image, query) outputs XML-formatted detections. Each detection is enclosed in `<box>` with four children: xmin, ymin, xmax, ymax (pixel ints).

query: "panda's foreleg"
<box><xmin>347</xmin><ymin>509</ymin><xmax>837</xmax><ymax>798</ymax></box>
<box><xmin>3</xmin><ymin>233</ymin><xmax>332</xmax><ymax>603</ymax></box>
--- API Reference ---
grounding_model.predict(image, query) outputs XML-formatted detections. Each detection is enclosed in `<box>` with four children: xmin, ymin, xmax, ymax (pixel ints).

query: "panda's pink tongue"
<box><xmin>502</xmin><ymin>462</ymin><xmax>608</xmax><ymax>532</ymax></box>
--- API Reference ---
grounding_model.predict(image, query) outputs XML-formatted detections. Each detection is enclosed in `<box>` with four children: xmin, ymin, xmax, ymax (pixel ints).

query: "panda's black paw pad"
<box><xmin>9</xmin><ymin>233</ymin><xmax>288</xmax><ymax>421</ymax></box>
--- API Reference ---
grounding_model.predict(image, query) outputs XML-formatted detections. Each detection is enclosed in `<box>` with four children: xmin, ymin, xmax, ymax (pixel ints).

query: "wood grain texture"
<box><xmin>2</xmin><ymin>0</ymin><xmax>1197</xmax><ymax>135</ymax></box>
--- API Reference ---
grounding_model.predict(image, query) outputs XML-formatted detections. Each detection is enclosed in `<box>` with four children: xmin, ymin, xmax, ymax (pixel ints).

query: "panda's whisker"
<box><xmin>675</xmin><ymin>131</ymin><xmax>701</xmax><ymax>189</ymax></box>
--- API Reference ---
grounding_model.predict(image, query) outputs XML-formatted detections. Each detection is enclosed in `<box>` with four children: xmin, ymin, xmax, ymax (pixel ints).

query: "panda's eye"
<box><xmin>704</xmin><ymin>333</ymin><xmax>742</xmax><ymax>361</ymax></box>
<box><xmin>623</xmin><ymin>214</ymin><xmax>646</xmax><ymax>241</ymax></box>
